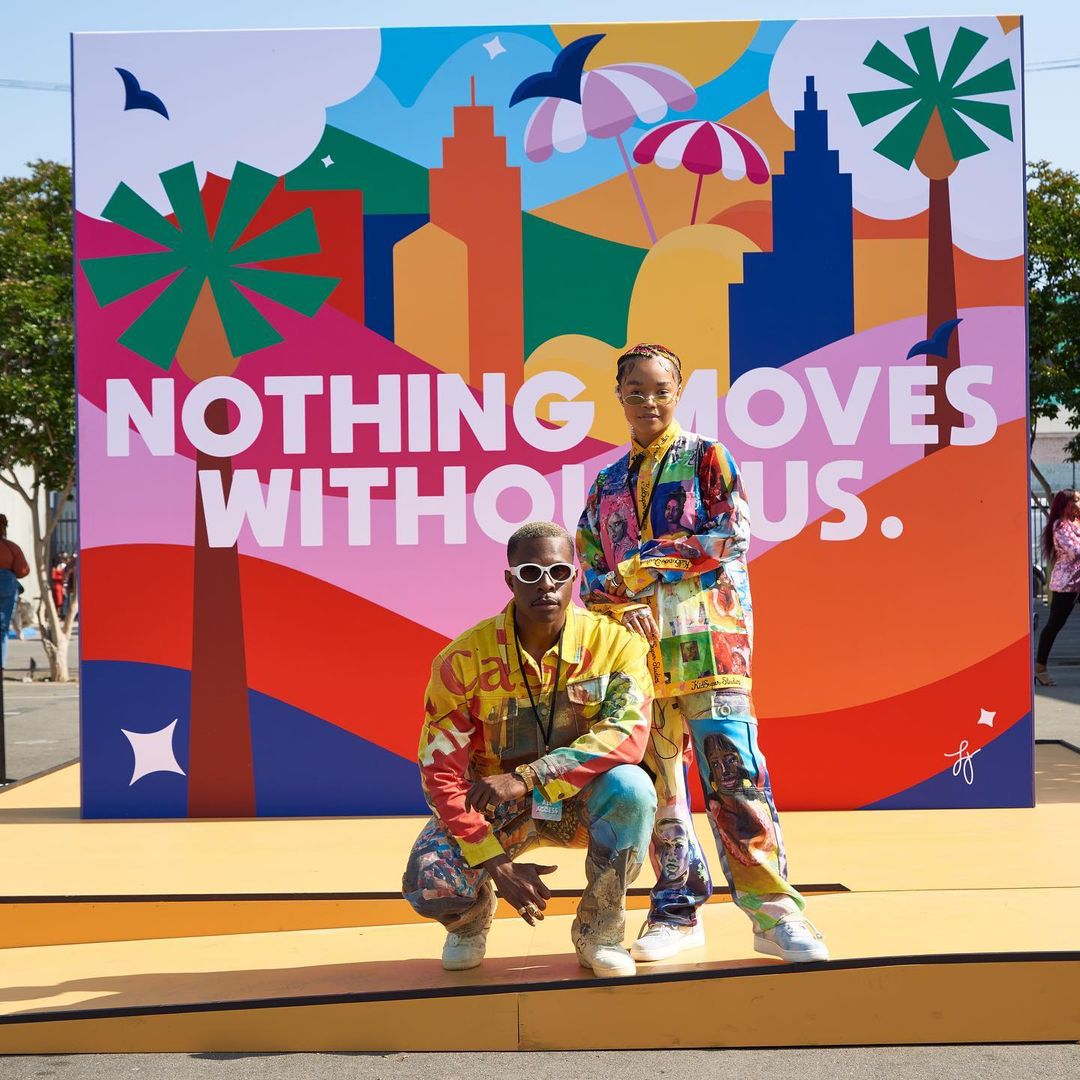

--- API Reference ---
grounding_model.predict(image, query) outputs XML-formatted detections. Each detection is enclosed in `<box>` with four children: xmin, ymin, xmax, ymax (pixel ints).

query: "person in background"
<box><xmin>1035</xmin><ymin>489</ymin><xmax>1080</xmax><ymax>686</ymax></box>
<box><xmin>50</xmin><ymin>555</ymin><xmax>66</xmax><ymax>617</ymax></box>
<box><xmin>0</xmin><ymin>514</ymin><xmax>31</xmax><ymax>669</ymax></box>
<box><xmin>577</xmin><ymin>342</ymin><xmax>829</xmax><ymax>966</ymax></box>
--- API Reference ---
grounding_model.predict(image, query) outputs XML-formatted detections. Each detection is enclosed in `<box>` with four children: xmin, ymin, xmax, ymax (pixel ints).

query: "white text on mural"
<box><xmin>104</xmin><ymin>366</ymin><xmax>997</xmax><ymax>548</ymax></box>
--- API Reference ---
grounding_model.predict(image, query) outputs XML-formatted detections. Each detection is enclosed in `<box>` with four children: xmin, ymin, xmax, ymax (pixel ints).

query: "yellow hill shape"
<box><xmin>526</xmin><ymin>224</ymin><xmax>757</xmax><ymax>445</ymax></box>
<box><xmin>532</xmin><ymin>92</ymin><xmax>794</xmax><ymax>249</ymax></box>
<box><xmin>553</xmin><ymin>21</ymin><xmax>760</xmax><ymax>87</ymax></box>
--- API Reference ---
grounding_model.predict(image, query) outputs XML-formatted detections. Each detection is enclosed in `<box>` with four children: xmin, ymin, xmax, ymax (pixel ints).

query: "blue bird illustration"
<box><xmin>115</xmin><ymin>67</ymin><xmax>170</xmax><ymax>119</ymax></box>
<box><xmin>509</xmin><ymin>33</ymin><xmax>605</xmax><ymax>107</ymax></box>
<box><xmin>906</xmin><ymin>317</ymin><xmax>962</xmax><ymax>360</ymax></box>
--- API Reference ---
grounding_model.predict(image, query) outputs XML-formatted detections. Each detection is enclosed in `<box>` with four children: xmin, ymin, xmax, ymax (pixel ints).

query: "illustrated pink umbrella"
<box><xmin>513</xmin><ymin>36</ymin><xmax>696</xmax><ymax>244</ymax></box>
<box><xmin>633</xmin><ymin>120</ymin><xmax>771</xmax><ymax>225</ymax></box>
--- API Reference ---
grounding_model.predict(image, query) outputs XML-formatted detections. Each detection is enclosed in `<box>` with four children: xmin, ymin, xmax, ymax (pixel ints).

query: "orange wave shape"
<box><xmin>751</xmin><ymin>418</ymin><xmax>1030</xmax><ymax>718</ymax></box>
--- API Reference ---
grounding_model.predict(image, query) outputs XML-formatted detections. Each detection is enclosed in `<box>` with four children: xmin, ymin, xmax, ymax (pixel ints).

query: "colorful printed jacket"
<box><xmin>577</xmin><ymin>421</ymin><xmax>754</xmax><ymax>698</ymax></box>
<box><xmin>418</xmin><ymin>602</ymin><xmax>652</xmax><ymax>866</ymax></box>
<box><xmin>1050</xmin><ymin>518</ymin><xmax>1080</xmax><ymax>592</ymax></box>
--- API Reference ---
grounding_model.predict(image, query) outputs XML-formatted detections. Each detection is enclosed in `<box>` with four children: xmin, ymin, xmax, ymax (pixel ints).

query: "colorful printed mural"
<box><xmin>72</xmin><ymin>18</ymin><xmax>1030</xmax><ymax>818</ymax></box>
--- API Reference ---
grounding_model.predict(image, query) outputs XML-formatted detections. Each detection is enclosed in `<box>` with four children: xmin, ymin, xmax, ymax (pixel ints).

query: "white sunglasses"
<box><xmin>508</xmin><ymin>562</ymin><xmax>576</xmax><ymax>585</ymax></box>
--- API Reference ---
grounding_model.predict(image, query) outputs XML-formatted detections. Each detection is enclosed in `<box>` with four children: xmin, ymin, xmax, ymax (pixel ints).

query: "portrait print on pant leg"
<box><xmin>701</xmin><ymin>730</ymin><xmax>778</xmax><ymax>868</ymax></box>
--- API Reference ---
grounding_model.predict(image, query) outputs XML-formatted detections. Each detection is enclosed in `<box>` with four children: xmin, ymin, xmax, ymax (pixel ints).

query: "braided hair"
<box><xmin>616</xmin><ymin>342</ymin><xmax>683</xmax><ymax>387</ymax></box>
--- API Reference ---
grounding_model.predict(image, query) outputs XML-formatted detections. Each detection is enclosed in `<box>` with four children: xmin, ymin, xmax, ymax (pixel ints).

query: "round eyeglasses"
<box><xmin>620</xmin><ymin>391</ymin><xmax>676</xmax><ymax>406</ymax></box>
<box><xmin>508</xmin><ymin>562</ymin><xmax>576</xmax><ymax>585</ymax></box>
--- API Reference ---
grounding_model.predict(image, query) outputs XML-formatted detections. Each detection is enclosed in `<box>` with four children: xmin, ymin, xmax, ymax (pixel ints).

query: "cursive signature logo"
<box><xmin>944</xmin><ymin>740</ymin><xmax>980</xmax><ymax>785</ymax></box>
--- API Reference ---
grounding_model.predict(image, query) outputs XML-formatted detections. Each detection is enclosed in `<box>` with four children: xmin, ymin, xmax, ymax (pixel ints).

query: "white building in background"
<box><xmin>0</xmin><ymin>465</ymin><xmax>45</xmax><ymax>607</ymax></box>
<box><xmin>1031</xmin><ymin>410</ymin><xmax>1080</xmax><ymax>499</ymax></box>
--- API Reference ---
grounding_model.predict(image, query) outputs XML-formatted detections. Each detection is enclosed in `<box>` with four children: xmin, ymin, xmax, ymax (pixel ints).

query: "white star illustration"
<box><xmin>122</xmin><ymin>719</ymin><xmax>186</xmax><ymax>786</ymax></box>
<box><xmin>482</xmin><ymin>35</ymin><xmax>506</xmax><ymax>59</ymax></box>
<box><xmin>321</xmin><ymin>154</ymin><xmax>334</xmax><ymax>168</ymax></box>
<box><xmin>977</xmin><ymin>709</ymin><xmax>996</xmax><ymax>728</ymax></box>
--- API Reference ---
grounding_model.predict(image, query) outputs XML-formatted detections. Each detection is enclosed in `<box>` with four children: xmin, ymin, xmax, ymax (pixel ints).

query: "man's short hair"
<box><xmin>506</xmin><ymin>521</ymin><xmax>573</xmax><ymax>563</ymax></box>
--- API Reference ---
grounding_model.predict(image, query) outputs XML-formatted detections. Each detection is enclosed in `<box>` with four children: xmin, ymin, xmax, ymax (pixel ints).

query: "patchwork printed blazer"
<box><xmin>577</xmin><ymin>422</ymin><xmax>755</xmax><ymax>699</ymax></box>
<box><xmin>418</xmin><ymin>602</ymin><xmax>652</xmax><ymax>865</ymax></box>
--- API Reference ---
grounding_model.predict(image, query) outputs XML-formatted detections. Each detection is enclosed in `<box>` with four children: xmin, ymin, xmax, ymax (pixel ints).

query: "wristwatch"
<box><xmin>514</xmin><ymin>764</ymin><xmax>537</xmax><ymax>792</ymax></box>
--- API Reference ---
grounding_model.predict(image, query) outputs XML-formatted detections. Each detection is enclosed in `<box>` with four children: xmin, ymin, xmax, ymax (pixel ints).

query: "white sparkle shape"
<box><xmin>321</xmin><ymin>154</ymin><xmax>334</xmax><ymax>168</ymax></box>
<box><xmin>978</xmin><ymin>709</ymin><xmax>996</xmax><ymax>728</ymax></box>
<box><xmin>122</xmin><ymin>720</ymin><xmax>186</xmax><ymax>786</ymax></box>
<box><xmin>482</xmin><ymin>35</ymin><xmax>506</xmax><ymax>59</ymax></box>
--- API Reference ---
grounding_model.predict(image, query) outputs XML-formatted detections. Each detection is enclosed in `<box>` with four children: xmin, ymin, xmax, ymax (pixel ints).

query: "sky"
<box><xmin>1</xmin><ymin>0</ymin><xmax>1077</xmax><ymax>179</ymax></box>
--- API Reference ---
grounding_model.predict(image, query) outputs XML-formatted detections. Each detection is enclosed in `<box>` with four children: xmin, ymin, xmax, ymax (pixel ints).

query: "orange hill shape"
<box><xmin>750</xmin><ymin>417</ymin><xmax>1030</xmax><ymax>719</ymax></box>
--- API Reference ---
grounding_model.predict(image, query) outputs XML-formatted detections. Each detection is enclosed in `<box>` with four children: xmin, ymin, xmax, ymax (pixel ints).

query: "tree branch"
<box><xmin>1030</xmin><ymin>459</ymin><xmax>1054</xmax><ymax>503</ymax></box>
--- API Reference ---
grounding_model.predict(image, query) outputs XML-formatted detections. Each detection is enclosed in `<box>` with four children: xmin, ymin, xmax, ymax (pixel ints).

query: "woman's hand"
<box><xmin>621</xmin><ymin>607</ymin><xmax>660</xmax><ymax>647</ymax></box>
<box><xmin>607</xmin><ymin>570</ymin><xmax>629</xmax><ymax>598</ymax></box>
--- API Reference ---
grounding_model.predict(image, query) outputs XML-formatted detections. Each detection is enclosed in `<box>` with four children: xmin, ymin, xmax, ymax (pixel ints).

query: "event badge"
<box><xmin>531</xmin><ymin>789</ymin><xmax>563</xmax><ymax>822</ymax></box>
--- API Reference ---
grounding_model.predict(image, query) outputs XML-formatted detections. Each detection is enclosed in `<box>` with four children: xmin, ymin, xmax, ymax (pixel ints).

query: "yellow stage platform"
<box><xmin>0</xmin><ymin>742</ymin><xmax>1078</xmax><ymax>1052</ymax></box>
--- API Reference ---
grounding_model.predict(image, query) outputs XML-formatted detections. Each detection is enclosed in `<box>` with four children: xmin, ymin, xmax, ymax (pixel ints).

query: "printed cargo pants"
<box><xmin>403</xmin><ymin>764</ymin><xmax>656</xmax><ymax>952</ymax></box>
<box><xmin>643</xmin><ymin>689</ymin><xmax>805</xmax><ymax>932</ymax></box>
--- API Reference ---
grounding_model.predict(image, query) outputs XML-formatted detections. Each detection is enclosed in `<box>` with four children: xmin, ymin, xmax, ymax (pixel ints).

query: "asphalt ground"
<box><xmin>0</xmin><ymin>623</ymin><xmax>1076</xmax><ymax>1074</ymax></box>
<box><xmin>0</xmin><ymin>1046</ymin><xmax>1077</xmax><ymax>1080</ymax></box>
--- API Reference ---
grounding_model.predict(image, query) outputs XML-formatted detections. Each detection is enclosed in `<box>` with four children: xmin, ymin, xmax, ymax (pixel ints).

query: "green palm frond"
<box><xmin>848</xmin><ymin>25</ymin><xmax>1015</xmax><ymax>170</ymax></box>
<box><xmin>81</xmin><ymin>161</ymin><xmax>339</xmax><ymax>369</ymax></box>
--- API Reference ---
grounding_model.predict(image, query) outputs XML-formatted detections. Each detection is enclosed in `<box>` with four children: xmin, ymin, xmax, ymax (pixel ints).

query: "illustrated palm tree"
<box><xmin>849</xmin><ymin>26</ymin><xmax>1015</xmax><ymax>454</ymax></box>
<box><xmin>82</xmin><ymin>161</ymin><xmax>339</xmax><ymax>817</ymax></box>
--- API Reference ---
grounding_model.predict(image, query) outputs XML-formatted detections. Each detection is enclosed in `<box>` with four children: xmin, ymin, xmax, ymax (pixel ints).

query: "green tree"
<box><xmin>0</xmin><ymin>160</ymin><xmax>77</xmax><ymax>681</ymax></box>
<box><xmin>1027</xmin><ymin>159</ymin><xmax>1080</xmax><ymax>499</ymax></box>
<box><xmin>81</xmin><ymin>161</ymin><xmax>338</xmax><ymax>817</ymax></box>
<box><xmin>849</xmin><ymin>25</ymin><xmax>1015</xmax><ymax>454</ymax></box>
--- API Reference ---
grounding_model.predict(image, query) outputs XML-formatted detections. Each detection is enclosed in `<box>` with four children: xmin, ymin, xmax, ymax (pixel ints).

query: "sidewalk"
<box><xmin>1033</xmin><ymin>595</ymin><xmax>1080</xmax><ymax>744</ymax></box>
<box><xmin>0</xmin><ymin>636</ymin><xmax>80</xmax><ymax>780</ymax></box>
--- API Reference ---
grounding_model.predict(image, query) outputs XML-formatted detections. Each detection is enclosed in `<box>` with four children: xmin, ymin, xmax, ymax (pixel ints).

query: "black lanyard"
<box><xmin>512</xmin><ymin>619</ymin><xmax>564</xmax><ymax>752</ymax></box>
<box><xmin>628</xmin><ymin>443</ymin><xmax>675</xmax><ymax>531</ymax></box>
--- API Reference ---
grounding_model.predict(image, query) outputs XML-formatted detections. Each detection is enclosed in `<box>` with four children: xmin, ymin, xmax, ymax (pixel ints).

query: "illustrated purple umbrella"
<box><xmin>511</xmin><ymin>34</ymin><xmax>696</xmax><ymax>244</ymax></box>
<box><xmin>634</xmin><ymin>119</ymin><xmax>771</xmax><ymax>225</ymax></box>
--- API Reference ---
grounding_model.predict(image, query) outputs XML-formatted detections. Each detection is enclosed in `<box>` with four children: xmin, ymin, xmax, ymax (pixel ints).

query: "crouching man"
<box><xmin>402</xmin><ymin>522</ymin><xmax>657</xmax><ymax>978</ymax></box>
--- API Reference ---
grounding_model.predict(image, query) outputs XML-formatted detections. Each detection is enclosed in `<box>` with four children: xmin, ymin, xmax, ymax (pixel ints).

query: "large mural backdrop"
<box><xmin>72</xmin><ymin>18</ymin><xmax>1030</xmax><ymax>818</ymax></box>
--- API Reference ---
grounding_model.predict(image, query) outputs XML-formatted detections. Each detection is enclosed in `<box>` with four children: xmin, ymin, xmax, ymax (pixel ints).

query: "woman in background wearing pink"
<box><xmin>1036</xmin><ymin>490</ymin><xmax>1080</xmax><ymax>686</ymax></box>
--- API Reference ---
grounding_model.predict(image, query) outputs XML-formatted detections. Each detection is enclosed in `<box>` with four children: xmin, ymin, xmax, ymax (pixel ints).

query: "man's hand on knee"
<box><xmin>482</xmin><ymin>854</ymin><xmax>557</xmax><ymax>926</ymax></box>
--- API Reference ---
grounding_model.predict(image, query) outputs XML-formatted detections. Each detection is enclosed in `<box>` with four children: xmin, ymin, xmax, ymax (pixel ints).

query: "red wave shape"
<box><xmin>755</xmin><ymin>636</ymin><xmax>1030</xmax><ymax>810</ymax></box>
<box><xmin>83</xmin><ymin>545</ymin><xmax>1030</xmax><ymax>809</ymax></box>
<box><xmin>81</xmin><ymin>544</ymin><xmax>450</xmax><ymax>762</ymax></box>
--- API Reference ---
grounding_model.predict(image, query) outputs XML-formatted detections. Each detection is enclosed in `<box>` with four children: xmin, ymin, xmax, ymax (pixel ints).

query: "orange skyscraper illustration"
<box><xmin>395</xmin><ymin>79</ymin><xmax>525</xmax><ymax>392</ymax></box>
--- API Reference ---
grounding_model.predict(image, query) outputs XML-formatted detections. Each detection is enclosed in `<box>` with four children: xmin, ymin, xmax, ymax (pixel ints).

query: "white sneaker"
<box><xmin>577</xmin><ymin>943</ymin><xmax>637</xmax><ymax>978</ymax></box>
<box><xmin>753</xmin><ymin>916</ymin><xmax>829</xmax><ymax>963</ymax></box>
<box><xmin>629</xmin><ymin>920</ymin><xmax>706</xmax><ymax>962</ymax></box>
<box><xmin>442</xmin><ymin>926</ymin><xmax>490</xmax><ymax>970</ymax></box>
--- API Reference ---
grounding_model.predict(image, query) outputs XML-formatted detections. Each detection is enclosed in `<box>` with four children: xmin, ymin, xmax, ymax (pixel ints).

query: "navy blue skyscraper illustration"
<box><xmin>729</xmin><ymin>76</ymin><xmax>854</xmax><ymax>377</ymax></box>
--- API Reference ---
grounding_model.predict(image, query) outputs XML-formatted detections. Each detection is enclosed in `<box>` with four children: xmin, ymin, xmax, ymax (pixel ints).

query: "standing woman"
<box><xmin>576</xmin><ymin>343</ymin><xmax>828</xmax><ymax>964</ymax></box>
<box><xmin>0</xmin><ymin>514</ymin><xmax>31</xmax><ymax>669</ymax></box>
<box><xmin>1035</xmin><ymin>490</ymin><xmax>1080</xmax><ymax>686</ymax></box>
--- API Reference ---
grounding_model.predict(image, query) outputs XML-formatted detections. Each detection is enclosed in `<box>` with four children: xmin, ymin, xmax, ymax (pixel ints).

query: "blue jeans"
<box><xmin>403</xmin><ymin>764</ymin><xmax>656</xmax><ymax>949</ymax></box>
<box><xmin>0</xmin><ymin>569</ymin><xmax>18</xmax><ymax>669</ymax></box>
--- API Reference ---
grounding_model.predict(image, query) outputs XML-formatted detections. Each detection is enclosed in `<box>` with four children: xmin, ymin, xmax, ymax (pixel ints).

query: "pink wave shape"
<box><xmin>78</xmin><ymin>302</ymin><xmax>1023</xmax><ymax>636</ymax></box>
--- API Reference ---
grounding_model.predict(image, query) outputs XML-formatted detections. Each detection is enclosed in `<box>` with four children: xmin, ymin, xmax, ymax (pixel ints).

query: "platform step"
<box><xmin>0</xmin><ymin>890</ymin><xmax>1077</xmax><ymax>1052</ymax></box>
<box><xmin>0</xmin><ymin>883</ymin><xmax>849</xmax><ymax>950</ymax></box>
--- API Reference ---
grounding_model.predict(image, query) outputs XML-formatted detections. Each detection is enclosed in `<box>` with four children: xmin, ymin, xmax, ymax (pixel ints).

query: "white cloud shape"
<box><xmin>769</xmin><ymin>17</ymin><xmax>1023</xmax><ymax>259</ymax></box>
<box><xmin>73</xmin><ymin>28</ymin><xmax>381</xmax><ymax>216</ymax></box>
